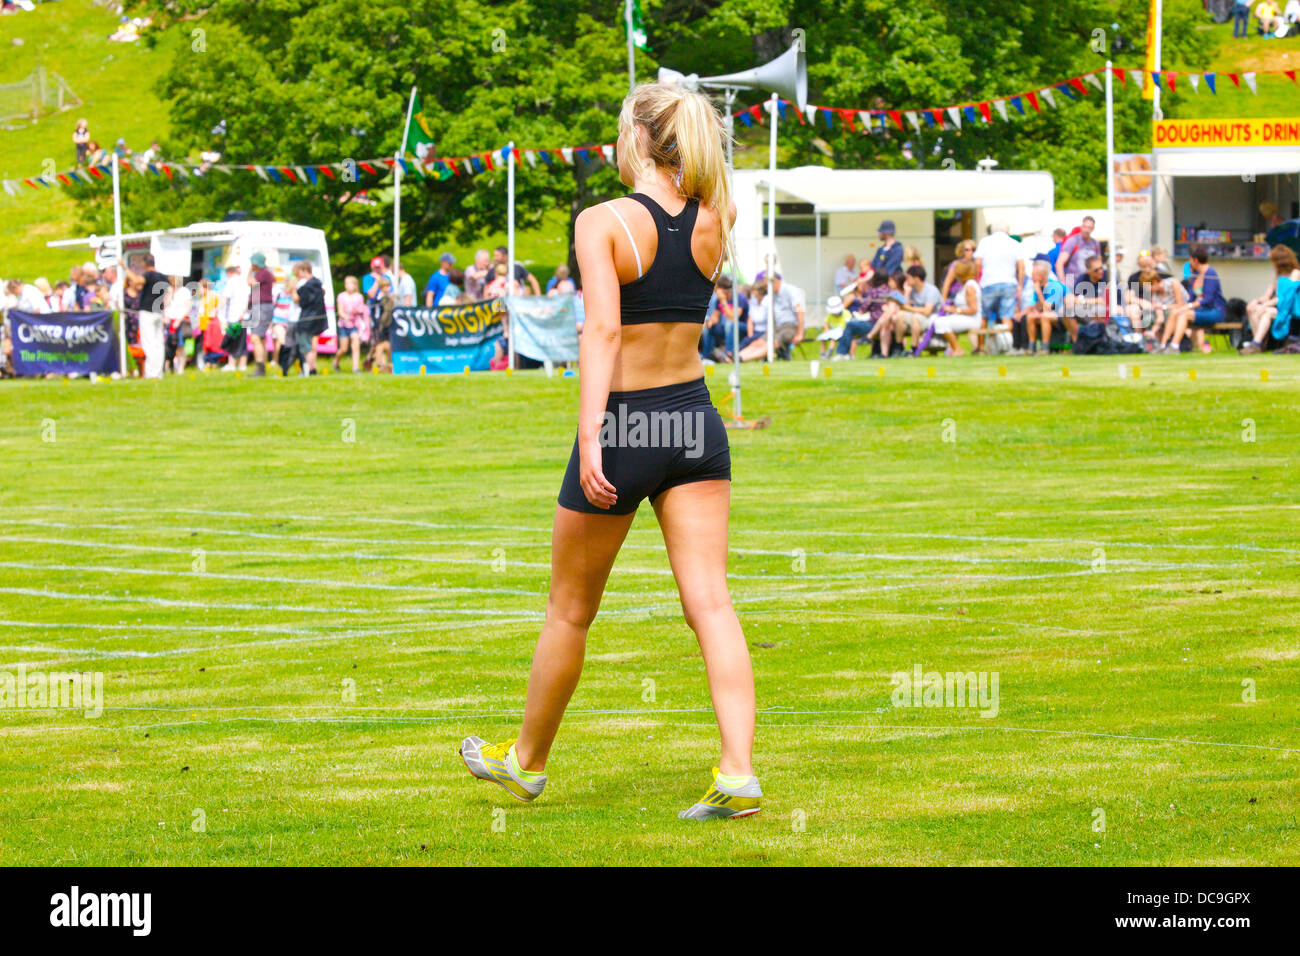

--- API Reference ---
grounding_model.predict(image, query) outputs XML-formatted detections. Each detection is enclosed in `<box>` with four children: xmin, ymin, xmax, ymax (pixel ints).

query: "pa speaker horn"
<box><xmin>657</xmin><ymin>40</ymin><xmax>807</xmax><ymax>113</ymax></box>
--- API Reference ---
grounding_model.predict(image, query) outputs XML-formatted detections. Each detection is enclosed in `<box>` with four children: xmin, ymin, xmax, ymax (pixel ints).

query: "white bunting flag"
<box><xmin>804</xmin><ymin>104</ymin><xmax>819</xmax><ymax>125</ymax></box>
<box><xmin>993</xmin><ymin>99</ymin><xmax>1008</xmax><ymax>122</ymax></box>
<box><xmin>253</xmin><ymin>166</ymin><xmax>269</xmax><ymax>181</ymax></box>
<box><xmin>1242</xmin><ymin>72</ymin><xmax>1257</xmax><ymax>94</ymax></box>
<box><xmin>525</xmin><ymin>149</ymin><xmax>537</xmax><ymax>168</ymax></box>
<box><xmin>906</xmin><ymin>110</ymin><xmax>921</xmax><ymax>132</ymax></box>
<box><xmin>947</xmin><ymin>106</ymin><xmax>962</xmax><ymax>129</ymax></box>
<box><xmin>1189</xmin><ymin>73</ymin><xmax>1200</xmax><ymax>93</ymax></box>
<box><xmin>1040</xmin><ymin>87</ymin><xmax>1057</xmax><ymax>109</ymax></box>
<box><xmin>601</xmin><ymin>144</ymin><xmax>614</xmax><ymax>163</ymax></box>
<box><xmin>1083</xmin><ymin>72</ymin><xmax>1103</xmax><ymax>92</ymax></box>
<box><xmin>560</xmin><ymin>147</ymin><xmax>574</xmax><ymax>165</ymax></box>
<box><xmin>1129</xmin><ymin>70</ymin><xmax>1145</xmax><ymax>88</ymax></box>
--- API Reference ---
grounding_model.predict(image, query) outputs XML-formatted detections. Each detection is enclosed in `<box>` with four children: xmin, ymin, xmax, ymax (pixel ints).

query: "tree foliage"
<box><xmin>75</xmin><ymin>0</ymin><xmax>1212</xmax><ymax>275</ymax></box>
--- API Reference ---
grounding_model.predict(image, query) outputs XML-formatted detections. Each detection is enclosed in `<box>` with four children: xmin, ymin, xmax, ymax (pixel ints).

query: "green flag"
<box><xmin>402</xmin><ymin>90</ymin><xmax>437</xmax><ymax>162</ymax></box>
<box><xmin>628</xmin><ymin>0</ymin><xmax>650</xmax><ymax>52</ymax></box>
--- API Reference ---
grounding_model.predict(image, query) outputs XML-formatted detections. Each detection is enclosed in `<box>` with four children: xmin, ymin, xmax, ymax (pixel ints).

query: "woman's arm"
<box><xmin>939</xmin><ymin>263</ymin><xmax>955</xmax><ymax>300</ymax></box>
<box><xmin>573</xmin><ymin>205</ymin><xmax>621</xmax><ymax>509</ymax></box>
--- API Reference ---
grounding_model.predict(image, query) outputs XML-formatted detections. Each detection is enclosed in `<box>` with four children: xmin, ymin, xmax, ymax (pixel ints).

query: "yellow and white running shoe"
<box><xmin>678</xmin><ymin>767</ymin><xmax>762</xmax><ymax>820</ymax></box>
<box><xmin>459</xmin><ymin>736</ymin><xmax>547</xmax><ymax>802</ymax></box>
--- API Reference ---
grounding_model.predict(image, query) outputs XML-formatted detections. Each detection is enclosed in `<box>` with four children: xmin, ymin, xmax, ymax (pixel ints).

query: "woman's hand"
<box><xmin>578</xmin><ymin>436</ymin><xmax>617</xmax><ymax>509</ymax></box>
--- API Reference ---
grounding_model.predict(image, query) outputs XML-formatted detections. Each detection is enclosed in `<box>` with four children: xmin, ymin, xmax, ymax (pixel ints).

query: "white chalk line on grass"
<box><xmin>22</xmin><ymin>504</ymin><xmax>1300</xmax><ymax>556</ymax></box>
<box><xmin>10</xmin><ymin>709</ymin><xmax>1295</xmax><ymax>755</ymax></box>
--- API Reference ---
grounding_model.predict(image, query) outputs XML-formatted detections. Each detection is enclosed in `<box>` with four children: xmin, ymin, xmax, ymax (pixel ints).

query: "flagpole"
<box><xmin>1105</xmin><ymin>60</ymin><xmax>1119</xmax><ymax>320</ymax></box>
<box><xmin>111</xmin><ymin>151</ymin><xmax>125</xmax><ymax>374</ymax></box>
<box><xmin>1152</xmin><ymin>0</ymin><xmax>1164</xmax><ymax>121</ymax></box>
<box><xmin>625</xmin><ymin>0</ymin><xmax>635</xmax><ymax>93</ymax></box>
<box><xmin>766</xmin><ymin>92</ymin><xmax>777</xmax><ymax>364</ymax></box>
<box><xmin>395</xmin><ymin>86</ymin><xmax>417</xmax><ymax>291</ymax></box>
<box><xmin>724</xmin><ymin>88</ymin><xmax>742</xmax><ymax>421</ymax></box>
<box><xmin>506</xmin><ymin>141</ymin><xmax>516</xmax><ymax>371</ymax></box>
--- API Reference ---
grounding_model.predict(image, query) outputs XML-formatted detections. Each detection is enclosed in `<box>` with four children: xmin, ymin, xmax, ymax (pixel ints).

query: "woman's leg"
<box><xmin>513</xmin><ymin>505</ymin><xmax>636</xmax><ymax>771</ymax></box>
<box><xmin>652</xmin><ymin>480</ymin><xmax>754</xmax><ymax>777</ymax></box>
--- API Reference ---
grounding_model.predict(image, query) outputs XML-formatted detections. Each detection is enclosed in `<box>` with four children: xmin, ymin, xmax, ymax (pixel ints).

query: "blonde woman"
<box><xmin>933</xmin><ymin>260</ymin><xmax>983</xmax><ymax>355</ymax></box>
<box><xmin>460</xmin><ymin>83</ymin><xmax>760</xmax><ymax>820</ymax></box>
<box><xmin>940</xmin><ymin>239</ymin><xmax>977</xmax><ymax>301</ymax></box>
<box><xmin>334</xmin><ymin>275</ymin><xmax>369</xmax><ymax>371</ymax></box>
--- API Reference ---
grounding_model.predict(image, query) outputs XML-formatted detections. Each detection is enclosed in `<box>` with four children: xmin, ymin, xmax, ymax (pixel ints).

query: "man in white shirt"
<box><xmin>973</xmin><ymin>222</ymin><xmax>1024</xmax><ymax>352</ymax></box>
<box><xmin>396</xmin><ymin>266</ymin><xmax>417</xmax><ymax>307</ymax></box>
<box><xmin>217</xmin><ymin>263</ymin><xmax>250</xmax><ymax>370</ymax></box>
<box><xmin>833</xmin><ymin>252</ymin><xmax>857</xmax><ymax>293</ymax></box>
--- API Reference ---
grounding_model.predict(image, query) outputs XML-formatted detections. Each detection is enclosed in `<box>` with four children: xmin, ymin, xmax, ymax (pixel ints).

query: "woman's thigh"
<box><xmin>547</xmin><ymin>505</ymin><xmax>636</xmax><ymax>626</ymax></box>
<box><xmin>651</xmin><ymin>480</ymin><xmax>731</xmax><ymax>621</ymax></box>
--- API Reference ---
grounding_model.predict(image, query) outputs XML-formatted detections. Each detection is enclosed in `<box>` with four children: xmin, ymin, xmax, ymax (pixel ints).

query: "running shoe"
<box><xmin>459</xmin><ymin>736</ymin><xmax>547</xmax><ymax>802</ymax></box>
<box><xmin>678</xmin><ymin>767</ymin><xmax>762</xmax><ymax>820</ymax></box>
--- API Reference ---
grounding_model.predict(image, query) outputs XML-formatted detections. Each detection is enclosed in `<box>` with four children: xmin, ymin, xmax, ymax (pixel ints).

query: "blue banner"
<box><xmin>505</xmin><ymin>294</ymin><xmax>581</xmax><ymax>364</ymax></box>
<box><xmin>391</xmin><ymin>299</ymin><xmax>504</xmax><ymax>374</ymax></box>
<box><xmin>8</xmin><ymin>310</ymin><xmax>119</xmax><ymax>376</ymax></box>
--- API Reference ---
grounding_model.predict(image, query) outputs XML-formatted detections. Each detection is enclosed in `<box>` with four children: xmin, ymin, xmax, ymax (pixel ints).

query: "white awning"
<box><xmin>753</xmin><ymin>167</ymin><xmax>1053</xmax><ymax>213</ymax></box>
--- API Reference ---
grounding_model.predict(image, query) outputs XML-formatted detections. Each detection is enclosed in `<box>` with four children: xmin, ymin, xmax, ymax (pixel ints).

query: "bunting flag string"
<box><xmin>6</xmin><ymin>65</ymin><xmax>1299</xmax><ymax>198</ymax></box>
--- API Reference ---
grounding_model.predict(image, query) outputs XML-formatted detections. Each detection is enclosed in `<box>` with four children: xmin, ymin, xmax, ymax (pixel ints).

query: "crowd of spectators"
<box><xmin>1232</xmin><ymin>0</ymin><xmax>1300</xmax><ymax>38</ymax></box>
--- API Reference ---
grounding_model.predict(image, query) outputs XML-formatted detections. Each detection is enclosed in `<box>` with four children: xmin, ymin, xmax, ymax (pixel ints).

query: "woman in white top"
<box><xmin>163</xmin><ymin>276</ymin><xmax>194</xmax><ymax>374</ymax></box>
<box><xmin>932</xmin><ymin>260</ymin><xmax>982</xmax><ymax>355</ymax></box>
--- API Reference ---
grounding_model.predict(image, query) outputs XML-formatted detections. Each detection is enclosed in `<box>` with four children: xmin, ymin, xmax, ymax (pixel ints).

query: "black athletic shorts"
<box><xmin>557</xmin><ymin>377</ymin><xmax>731</xmax><ymax>515</ymax></box>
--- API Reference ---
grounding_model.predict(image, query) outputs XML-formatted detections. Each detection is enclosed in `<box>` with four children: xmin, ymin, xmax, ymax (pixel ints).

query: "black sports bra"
<box><xmin>606</xmin><ymin>193</ymin><xmax>723</xmax><ymax>325</ymax></box>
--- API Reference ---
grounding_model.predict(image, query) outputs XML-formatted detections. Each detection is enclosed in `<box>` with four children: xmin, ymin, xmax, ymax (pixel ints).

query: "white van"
<box><xmin>49</xmin><ymin>219</ymin><xmax>338</xmax><ymax>351</ymax></box>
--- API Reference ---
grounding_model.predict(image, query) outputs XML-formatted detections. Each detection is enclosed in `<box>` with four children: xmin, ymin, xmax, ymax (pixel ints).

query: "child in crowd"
<box><xmin>818</xmin><ymin>295</ymin><xmax>848</xmax><ymax>359</ymax></box>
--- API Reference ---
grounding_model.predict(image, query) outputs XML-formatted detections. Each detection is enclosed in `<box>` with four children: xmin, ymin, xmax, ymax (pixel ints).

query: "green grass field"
<box><xmin>0</xmin><ymin>354</ymin><xmax>1297</xmax><ymax>865</ymax></box>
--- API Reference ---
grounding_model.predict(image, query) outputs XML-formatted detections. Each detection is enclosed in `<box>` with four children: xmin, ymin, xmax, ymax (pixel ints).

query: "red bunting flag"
<box><xmin>318</xmin><ymin>165</ymin><xmax>335</xmax><ymax>180</ymax></box>
<box><xmin>888</xmin><ymin>110</ymin><xmax>905</xmax><ymax>132</ymax></box>
<box><xmin>359</xmin><ymin>162</ymin><xmax>377</xmax><ymax>175</ymax></box>
<box><xmin>1026</xmin><ymin>90</ymin><xmax>1041</xmax><ymax>112</ymax></box>
<box><xmin>977</xmin><ymin>101</ymin><xmax>992</xmax><ymax>123</ymax></box>
<box><xmin>1227</xmin><ymin>73</ymin><xmax>1240</xmax><ymax>87</ymax></box>
<box><xmin>838</xmin><ymin>108</ymin><xmax>855</xmax><ymax>131</ymax></box>
<box><xmin>484</xmin><ymin>152</ymin><xmax>495</xmax><ymax>171</ymax></box>
<box><xmin>749</xmin><ymin>104</ymin><xmax>764</xmax><ymax>124</ymax></box>
<box><xmin>281</xmin><ymin>167</ymin><xmax>296</xmax><ymax>182</ymax></box>
<box><xmin>930</xmin><ymin>108</ymin><xmax>944</xmax><ymax>128</ymax></box>
<box><xmin>1069</xmin><ymin>78</ymin><xmax>1087</xmax><ymax>96</ymax></box>
<box><xmin>162</xmin><ymin>164</ymin><xmax>173</xmax><ymax>180</ymax></box>
<box><xmin>1286</xmin><ymin>70</ymin><xmax>1297</xmax><ymax>84</ymax></box>
<box><xmin>56</xmin><ymin>174</ymin><xmax>70</xmax><ymax>186</ymax></box>
<box><xmin>1166</xmin><ymin>72</ymin><xmax>1177</xmax><ymax>93</ymax></box>
<box><xmin>1112</xmin><ymin>66</ymin><xmax>1126</xmax><ymax>85</ymax></box>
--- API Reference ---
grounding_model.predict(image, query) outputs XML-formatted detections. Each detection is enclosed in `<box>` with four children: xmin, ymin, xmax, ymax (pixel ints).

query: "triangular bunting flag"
<box><xmin>1069</xmin><ymin>77</ymin><xmax>1088</xmax><ymax>96</ymax></box>
<box><xmin>1128</xmin><ymin>70</ymin><xmax>1145</xmax><ymax>88</ymax></box>
<box><xmin>359</xmin><ymin>162</ymin><xmax>378</xmax><ymax>175</ymax></box>
<box><xmin>1189</xmin><ymin>73</ymin><xmax>1200</xmax><ymax>93</ymax></box>
<box><xmin>1285</xmin><ymin>70</ymin><xmax>1296</xmax><ymax>84</ymax></box>
<box><xmin>265</xmin><ymin>167</ymin><xmax>281</xmax><ymax>183</ymax></box>
<box><xmin>253</xmin><ymin>166</ymin><xmax>269</xmax><ymax>181</ymax></box>
<box><xmin>737</xmin><ymin>111</ymin><xmax>753</xmax><ymax>128</ymax></box>
<box><xmin>947</xmin><ymin>106</ymin><xmax>961</xmax><ymax>129</ymax></box>
<box><xmin>1026</xmin><ymin>91</ymin><xmax>1041</xmax><ymax>113</ymax></box>
<box><xmin>1150</xmin><ymin>72</ymin><xmax>1161</xmax><ymax>91</ymax></box>
<box><xmin>602</xmin><ymin>144</ymin><xmax>614</xmax><ymax>163</ymax></box>
<box><xmin>962</xmin><ymin>105</ymin><xmax>977</xmax><ymax>123</ymax></box>
<box><xmin>821</xmin><ymin>107</ymin><xmax>834</xmax><ymax>129</ymax></box>
<box><xmin>1226</xmin><ymin>73</ymin><xmax>1240</xmax><ymax>88</ymax></box>
<box><xmin>906</xmin><ymin>110</ymin><xmax>921</xmax><ymax>132</ymax></box>
<box><xmin>921</xmin><ymin>110</ymin><xmax>935</xmax><ymax>129</ymax></box>
<box><xmin>319</xmin><ymin>165</ymin><xmax>335</xmax><ymax>180</ymax></box>
<box><xmin>749</xmin><ymin>104</ymin><xmax>764</xmax><ymax>124</ymax></box>
<box><xmin>993</xmin><ymin>99</ymin><xmax>1008</xmax><ymax>122</ymax></box>
<box><xmin>1084</xmin><ymin>72</ymin><xmax>1103</xmax><ymax>91</ymax></box>
<box><xmin>1242</xmin><ymin>72</ymin><xmax>1257</xmax><ymax>94</ymax></box>
<box><xmin>1205</xmin><ymin>73</ymin><xmax>1216</xmax><ymax>94</ymax></box>
<box><xmin>888</xmin><ymin>109</ymin><xmax>904</xmax><ymax>132</ymax></box>
<box><xmin>1165</xmin><ymin>72</ymin><xmax>1176</xmax><ymax>93</ymax></box>
<box><xmin>838</xmin><ymin>109</ymin><xmax>856</xmax><ymax>131</ymax></box>
<box><xmin>303</xmin><ymin>166</ymin><xmax>318</xmax><ymax>185</ymax></box>
<box><xmin>162</xmin><ymin>164</ymin><xmax>174</xmax><ymax>180</ymax></box>
<box><xmin>560</xmin><ymin>148</ymin><xmax>573</xmax><ymax>165</ymax></box>
<box><xmin>1112</xmin><ymin>66</ymin><xmax>1126</xmax><ymax>85</ymax></box>
<box><xmin>1010</xmin><ymin>95</ymin><xmax>1025</xmax><ymax>115</ymax></box>
<box><xmin>280</xmin><ymin>166</ymin><xmax>296</xmax><ymax>183</ymax></box>
<box><xmin>1040</xmin><ymin>88</ymin><xmax>1056</xmax><ymax>108</ymax></box>
<box><xmin>977</xmin><ymin>102</ymin><xmax>992</xmax><ymax>123</ymax></box>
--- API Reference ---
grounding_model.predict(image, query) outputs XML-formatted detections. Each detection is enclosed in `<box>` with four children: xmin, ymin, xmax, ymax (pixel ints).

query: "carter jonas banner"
<box><xmin>1154</xmin><ymin>119</ymin><xmax>1300</xmax><ymax>149</ymax></box>
<box><xmin>391</xmin><ymin>298</ymin><xmax>504</xmax><ymax>374</ymax></box>
<box><xmin>8</xmin><ymin>310</ymin><xmax>119</xmax><ymax>376</ymax></box>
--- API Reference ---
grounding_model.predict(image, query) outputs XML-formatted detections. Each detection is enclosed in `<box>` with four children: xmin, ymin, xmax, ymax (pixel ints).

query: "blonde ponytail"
<box><xmin>618</xmin><ymin>82</ymin><xmax>735</xmax><ymax>272</ymax></box>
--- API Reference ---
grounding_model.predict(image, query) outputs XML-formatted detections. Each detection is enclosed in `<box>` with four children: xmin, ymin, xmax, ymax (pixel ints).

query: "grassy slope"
<box><xmin>0</xmin><ymin>354</ymin><xmax>1296</xmax><ymax>865</ymax></box>
<box><xmin>0</xmin><ymin>0</ymin><xmax>181</xmax><ymax>280</ymax></box>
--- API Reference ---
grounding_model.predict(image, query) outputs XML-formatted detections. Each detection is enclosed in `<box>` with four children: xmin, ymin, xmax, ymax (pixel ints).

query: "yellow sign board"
<box><xmin>1154</xmin><ymin>119</ymin><xmax>1300</xmax><ymax>149</ymax></box>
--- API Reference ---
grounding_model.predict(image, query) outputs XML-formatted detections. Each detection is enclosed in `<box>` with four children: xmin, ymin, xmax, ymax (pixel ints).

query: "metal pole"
<box><xmin>625</xmin><ymin>0</ymin><xmax>635</xmax><ymax>94</ymax></box>
<box><xmin>723</xmin><ymin>88</ymin><xmax>741</xmax><ymax>421</ymax></box>
<box><xmin>1152</xmin><ymin>0</ymin><xmax>1164</xmax><ymax>122</ymax></box>
<box><xmin>1105</xmin><ymin>60</ymin><xmax>1119</xmax><ymax>320</ymax></box>
<box><xmin>766</xmin><ymin>93</ymin><xmax>777</xmax><ymax>364</ymax></box>
<box><xmin>395</xmin><ymin>86</ymin><xmax>417</xmax><ymax>293</ymax></box>
<box><xmin>814</xmin><ymin>203</ymin><xmax>821</xmax><ymax>329</ymax></box>
<box><xmin>112</xmin><ymin>151</ymin><xmax>125</xmax><ymax>374</ymax></box>
<box><xmin>506</xmin><ymin>141</ymin><xmax>516</xmax><ymax>371</ymax></box>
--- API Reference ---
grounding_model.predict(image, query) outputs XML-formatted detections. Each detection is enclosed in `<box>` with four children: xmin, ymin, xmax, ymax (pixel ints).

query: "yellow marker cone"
<box><xmin>762</xmin><ymin>364</ymin><xmax>770</xmax><ymax>377</ymax></box>
<box><xmin>419</xmin><ymin>365</ymin><xmax>426</xmax><ymax>376</ymax></box>
<box><xmin>506</xmin><ymin>367</ymin><xmax>513</xmax><ymax>376</ymax></box>
<box><xmin>463</xmin><ymin>365</ymin><xmax>470</xmax><ymax>375</ymax></box>
<box><xmin>1132</xmin><ymin>365</ymin><xmax>1141</xmax><ymax>378</ymax></box>
<box><xmin>823</xmin><ymin>365</ymin><xmax>832</xmax><ymax>377</ymax></box>
<box><xmin>705</xmin><ymin>365</ymin><xmax>714</xmax><ymax>377</ymax></box>
<box><xmin>1062</xmin><ymin>367</ymin><xmax>1069</xmax><ymax>377</ymax></box>
<box><xmin>1261</xmin><ymin>368</ymin><xmax>1269</xmax><ymax>382</ymax></box>
<box><xmin>998</xmin><ymin>365</ymin><xmax>1006</xmax><ymax>377</ymax></box>
<box><xmin>877</xmin><ymin>367</ymin><xmax>885</xmax><ymax>377</ymax></box>
<box><xmin>1189</xmin><ymin>369</ymin><xmax>1196</xmax><ymax>381</ymax></box>
<box><xmin>926</xmin><ymin>366</ymin><xmax>935</xmax><ymax>377</ymax></box>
